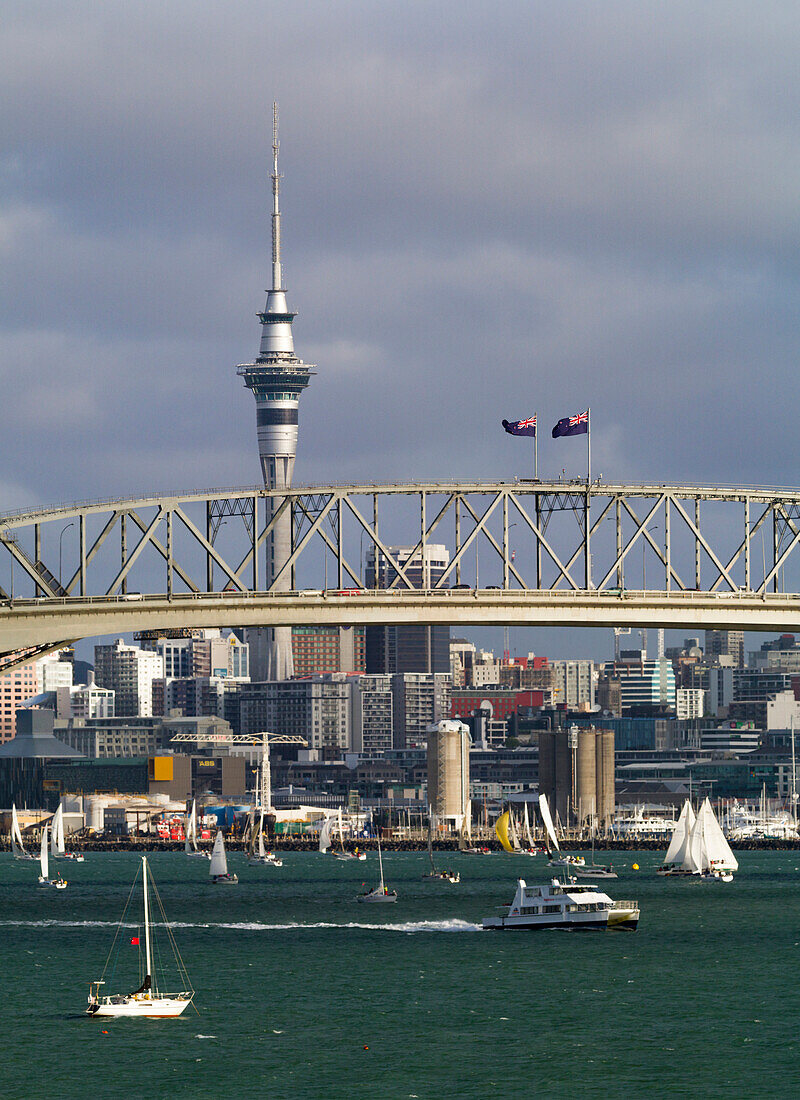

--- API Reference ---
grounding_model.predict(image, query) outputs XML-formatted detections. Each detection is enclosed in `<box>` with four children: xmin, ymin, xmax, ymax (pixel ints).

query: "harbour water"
<box><xmin>3</xmin><ymin>849</ymin><xmax>799</xmax><ymax>1098</ymax></box>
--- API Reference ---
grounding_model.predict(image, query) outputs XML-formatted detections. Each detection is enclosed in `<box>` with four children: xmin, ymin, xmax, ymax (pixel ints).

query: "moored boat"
<box><xmin>356</xmin><ymin>832</ymin><xmax>396</xmax><ymax>903</ymax></box>
<box><xmin>482</xmin><ymin>877</ymin><xmax>639</xmax><ymax>931</ymax></box>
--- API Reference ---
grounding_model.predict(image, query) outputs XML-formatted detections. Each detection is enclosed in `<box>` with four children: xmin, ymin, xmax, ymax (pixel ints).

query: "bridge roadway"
<box><xmin>1</xmin><ymin>588</ymin><xmax>799</xmax><ymax>655</ymax></box>
<box><xmin>2</xmin><ymin>479</ymin><xmax>800</xmax><ymax>663</ymax></box>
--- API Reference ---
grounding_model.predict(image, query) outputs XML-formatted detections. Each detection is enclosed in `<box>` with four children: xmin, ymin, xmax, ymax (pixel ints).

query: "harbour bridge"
<box><xmin>2</xmin><ymin>479</ymin><xmax>800</xmax><ymax>671</ymax></box>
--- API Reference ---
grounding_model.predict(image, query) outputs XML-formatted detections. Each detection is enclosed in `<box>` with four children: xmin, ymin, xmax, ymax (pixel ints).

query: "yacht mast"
<box><xmin>142</xmin><ymin>856</ymin><xmax>154</xmax><ymax>995</ymax></box>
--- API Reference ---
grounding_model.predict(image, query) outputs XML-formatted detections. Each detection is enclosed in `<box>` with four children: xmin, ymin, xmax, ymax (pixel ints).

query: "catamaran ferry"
<box><xmin>482</xmin><ymin>878</ymin><xmax>639</xmax><ymax>931</ymax></box>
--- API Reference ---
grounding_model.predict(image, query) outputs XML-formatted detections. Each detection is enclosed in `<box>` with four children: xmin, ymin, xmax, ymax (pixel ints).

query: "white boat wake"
<box><xmin>0</xmin><ymin>918</ymin><xmax>480</xmax><ymax>933</ymax></box>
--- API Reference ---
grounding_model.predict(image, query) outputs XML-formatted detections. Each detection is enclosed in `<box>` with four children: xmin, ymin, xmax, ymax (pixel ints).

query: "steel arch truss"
<box><xmin>2</xmin><ymin>480</ymin><xmax>800</xmax><ymax>664</ymax></box>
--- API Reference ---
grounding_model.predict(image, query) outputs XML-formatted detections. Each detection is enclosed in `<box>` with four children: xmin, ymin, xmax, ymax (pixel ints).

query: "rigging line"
<box><xmin>150</xmin><ymin>876</ymin><xmax>194</xmax><ymax>994</ymax></box>
<box><xmin>100</xmin><ymin>867</ymin><xmax>140</xmax><ymax>985</ymax></box>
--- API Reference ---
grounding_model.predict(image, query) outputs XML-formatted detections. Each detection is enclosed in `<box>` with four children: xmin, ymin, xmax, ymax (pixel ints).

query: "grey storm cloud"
<box><xmin>2</xmin><ymin>0</ymin><xmax>800</xmax><ymax>658</ymax></box>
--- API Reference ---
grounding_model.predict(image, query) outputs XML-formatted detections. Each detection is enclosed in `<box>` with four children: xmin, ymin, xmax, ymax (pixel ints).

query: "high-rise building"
<box><xmin>365</xmin><ymin>545</ymin><xmax>451</xmax><ymax>674</ymax></box>
<box><xmin>93</xmin><ymin>640</ymin><xmax>164</xmax><ymax>717</ymax></box>
<box><xmin>292</xmin><ymin>626</ymin><xmax>366</xmax><ymax>676</ymax></box>
<box><xmin>236</xmin><ymin>104</ymin><xmax>316</xmax><ymax>682</ymax></box>
<box><xmin>391</xmin><ymin>672</ymin><xmax>452</xmax><ymax>749</ymax></box>
<box><xmin>351</xmin><ymin>674</ymin><xmax>393</xmax><ymax>754</ymax></box>
<box><xmin>239</xmin><ymin>674</ymin><xmax>352</xmax><ymax>758</ymax></box>
<box><xmin>0</xmin><ymin>661</ymin><xmax>38</xmax><ymax>742</ymax></box>
<box><xmin>549</xmin><ymin>660</ymin><xmax>595</xmax><ymax>709</ymax></box>
<box><xmin>704</xmin><ymin>630</ymin><xmax>744</xmax><ymax>669</ymax></box>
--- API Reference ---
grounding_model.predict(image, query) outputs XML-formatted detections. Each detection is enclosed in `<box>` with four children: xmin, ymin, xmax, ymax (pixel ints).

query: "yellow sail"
<box><xmin>495</xmin><ymin>810</ymin><xmax>515</xmax><ymax>854</ymax></box>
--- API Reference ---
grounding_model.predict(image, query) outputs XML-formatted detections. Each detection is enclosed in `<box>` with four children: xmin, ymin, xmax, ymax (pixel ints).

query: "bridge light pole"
<box><xmin>58</xmin><ymin>522</ymin><xmax>74</xmax><ymax>589</ymax></box>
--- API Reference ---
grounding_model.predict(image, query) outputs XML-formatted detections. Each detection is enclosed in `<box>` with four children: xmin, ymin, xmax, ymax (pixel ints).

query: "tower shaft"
<box><xmin>236</xmin><ymin>103</ymin><xmax>316</xmax><ymax>680</ymax></box>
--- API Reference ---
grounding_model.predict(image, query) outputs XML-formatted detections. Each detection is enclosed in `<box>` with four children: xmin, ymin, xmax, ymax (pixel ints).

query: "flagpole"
<box><xmin>586</xmin><ymin>407</ymin><xmax>591</xmax><ymax>589</ymax></box>
<box><xmin>535</xmin><ymin>412</ymin><xmax>538</xmax><ymax>480</ymax></box>
<box><xmin>587</xmin><ymin>407</ymin><xmax>591</xmax><ymax>485</ymax></box>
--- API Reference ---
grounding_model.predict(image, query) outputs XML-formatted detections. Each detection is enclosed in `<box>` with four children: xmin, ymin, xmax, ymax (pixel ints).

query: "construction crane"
<box><xmin>169</xmin><ymin>732</ymin><xmax>306</xmax><ymax>814</ymax></box>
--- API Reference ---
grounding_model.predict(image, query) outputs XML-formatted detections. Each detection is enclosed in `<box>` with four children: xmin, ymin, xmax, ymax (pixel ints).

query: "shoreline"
<box><xmin>4</xmin><ymin>836</ymin><xmax>800</xmax><ymax>853</ymax></box>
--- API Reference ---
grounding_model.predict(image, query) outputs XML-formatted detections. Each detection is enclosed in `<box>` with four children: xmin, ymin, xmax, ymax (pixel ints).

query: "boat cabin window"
<box><xmin>543</xmin><ymin>904</ymin><xmax>561</xmax><ymax>914</ymax></box>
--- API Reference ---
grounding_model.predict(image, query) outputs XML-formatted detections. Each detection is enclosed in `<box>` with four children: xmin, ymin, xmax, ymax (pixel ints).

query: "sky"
<box><xmin>3</xmin><ymin>1</ymin><xmax>800</xmax><ymax>661</ymax></box>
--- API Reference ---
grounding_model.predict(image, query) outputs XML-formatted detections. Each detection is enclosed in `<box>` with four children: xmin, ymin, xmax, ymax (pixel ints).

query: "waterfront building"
<box><xmin>426</xmin><ymin>719</ymin><xmax>470</xmax><ymax>825</ymax></box>
<box><xmin>35</xmin><ymin>651</ymin><xmax>73</xmax><ymax>694</ymax></box>
<box><xmin>93</xmin><ymin>639</ymin><xmax>164</xmax><ymax>717</ymax></box>
<box><xmin>70</xmin><ymin>678</ymin><xmax>115</xmax><ymax>719</ymax></box>
<box><xmin>236</xmin><ymin>106</ymin><xmax>315</xmax><ymax>681</ymax></box>
<box><xmin>539</xmin><ymin>725</ymin><xmax>615</xmax><ymax>827</ymax></box>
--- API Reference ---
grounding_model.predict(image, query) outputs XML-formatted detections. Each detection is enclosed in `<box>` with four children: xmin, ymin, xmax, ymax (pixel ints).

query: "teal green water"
<box><xmin>2</xmin><ymin>850</ymin><xmax>799</xmax><ymax>1099</ymax></box>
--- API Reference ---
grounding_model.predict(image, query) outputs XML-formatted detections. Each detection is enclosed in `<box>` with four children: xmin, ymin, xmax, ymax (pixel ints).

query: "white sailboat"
<box><xmin>10</xmin><ymin>804</ymin><xmax>34</xmax><ymax>860</ymax></box>
<box><xmin>688</xmin><ymin>798</ymin><xmax>738</xmax><ymax>882</ymax></box>
<box><xmin>184</xmin><ymin>800</ymin><xmax>211</xmax><ymax>859</ymax></box>
<box><xmin>539</xmin><ymin>793</ymin><xmax>584</xmax><ymax>869</ymax></box>
<box><xmin>357</xmin><ymin>831</ymin><xmax>397</xmax><ymax>902</ymax></box>
<box><xmin>422</xmin><ymin>809</ymin><xmax>459</xmax><ymax>882</ymax></box>
<box><xmin>209</xmin><ymin>831</ymin><xmax>238</xmax><ymax>884</ymax></box>
<box><xmin>87</xmin><ymin>856</ymin><xmax>194</xmax><ymax>1017</ymax></box>
<box><xmin>38</xmin><ymin>825</ymin><xmax>67</xmax><ymax>889</ymax></box>
<box><xmin>248</xmin><ymin>809</ymin><xmax>282</xmax><ymax>866</ymax></box>
<box><xmin>50</xmin><ymin>803</ymin><xmax>84</xmax><ymax>862</ymax></box>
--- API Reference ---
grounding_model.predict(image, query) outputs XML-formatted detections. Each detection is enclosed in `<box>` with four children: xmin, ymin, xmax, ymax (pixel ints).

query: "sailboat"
<box><xmin>522</xmin><ymin>802</ymin><xmax>544</xmax><ymax>856</ymax></box>
<box><xmin>319</xmin><ymin>814</ymin><xmax>335</xmax><ymax>855</ymax></box>
<box><xmin>38</xmin><ymin>825</ymin><xmax>67</xmax><ymax>889</ymax></box>
<box><xmin>657</xmin><ymin>800</ymin><xmax>698</xmax><ymax>876</ymax></box>
<box><xmin>248</xmin><ymin>809</ymin><xmax>282</xmax><ymax>866</ymax></box>
<box><xmin>184</xmin><ymin>800</ymin><xmax>211</xmax><ymax>859</ymax></box>
<box><xmin>87</xmin><ymin>856</ymin><xmax>194</xmax><ymax>1017</ymax></box>
<box><xmin>539</xmin><ymin>794</ymin><xmax>584</xmax><ymax>869</ymax></box>
<box><xmin>10</xmin><ymin>804</ymin><xmax>35</xmax><ymax>860</ymax></box>
<box><xmin>422</xmin><ymin>810</ymin><xmax>459</xmax><ymax>882</ymax></box>
<box><xmin>356</xmin><ymin>831</ymin><xmax>397</xmax><ymax>902</ymax></box>
<box><xmin>688</xmin><ymin>798</ymin><xmax>738</xmax><ymax>882</ymax></box>
<box><xmin>575</xmin><ymin>806</ymin><xmax>617</xmax><ymax>879</ymax></box>
<box><xmin>458</xmin><ymin>800</ymin><xmax>492</xmax><ymax>854</ymax></box>
<box><xmin>495</xmin><ymin>809</ymin><xmax>516</xmax><ymax>854</ymax></box>
<box><xmin>209</xmin><ymin>831</ymin><xmax>238</xmax><ymax>884</ymax></box>
<box><xmin>51</xmin><ymin>803</ymin><xmax>84</xmax><ymax>862</ymax></box>
<box><xmin>333</xmin><ymin>807</ymin><xmax>365</xmax><ymax>860</ymax></box>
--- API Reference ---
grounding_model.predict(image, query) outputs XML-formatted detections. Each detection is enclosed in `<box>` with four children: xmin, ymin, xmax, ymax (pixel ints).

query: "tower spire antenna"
<box><xmin>271</xmin><ymin>101</ymin><xmax>282</xmax><ymax>291</ymax></box>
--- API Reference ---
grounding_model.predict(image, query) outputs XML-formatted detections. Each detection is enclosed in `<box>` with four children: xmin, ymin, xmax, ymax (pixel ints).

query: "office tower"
<box><xmin>365</xmin><ymin>545</ymin><xmax>451</xmax><ymax>674</ymax></box>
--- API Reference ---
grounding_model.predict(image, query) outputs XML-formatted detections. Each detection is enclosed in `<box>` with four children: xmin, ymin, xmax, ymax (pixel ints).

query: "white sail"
<box><xmin>184</xmin><ymin>801</ymin><xmax>196</xmax><ymax>854</ymax></box>
<box><xmin>50</xmin><ymin>804</ymin><xmax>66</xmax><ymax>858</ymax></box>
<box><xmin>209</xmin><ymin>832</ymin><xmax>228</xmax><ymax>877</ymax></box>
<box><xmin>40</xmin><ymin>825</ymin><xmax>49</xmax><ymax>880</ymax></box>
<box><xmin>508</xmin><ymin>808</ymin><xmax>522</xmax><ymax>850</ymax></box>
<box><xmin>663</xmin><ymin>800</ymin><xmax>696</xmax><ymax>867</ymax></box>
<box><xmin>538</xmin><ymin>793</ymin><xmax>561</xmax><ymax>853</ymax></box>
<box><xmin>256</xmin><ymin>810</ymin><xmax>266</xmax><ymax>859</ymax></box>
<box><xmin>11</xmin><ymin>804</ymin><xmax>27</xmax><ymax>858</ymax></box>
<box><xmin>691</xmin><ymin>798</ymin><xmax>738</xmax><ymax>873</ymax></box>
<box><xmin>465</xmin><ymin>800</ymin><xmax>472</xmax><ymax>840</ymax></box>
<box><xmin>319</xmin><ymin>815</ymin><xmax>333</xmax><ymax>853</ymax></box>
<box><xmin>523</xmin><ymin>802</ymin><xmax>534</xmax><ymax>848</ymax></box>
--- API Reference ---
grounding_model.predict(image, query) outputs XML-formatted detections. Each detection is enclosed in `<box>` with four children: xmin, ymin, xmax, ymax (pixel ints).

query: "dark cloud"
<box><xmin>3</xmin><ymin>0</ymin><xmax>800</xmax><ymax>659</ymax></box>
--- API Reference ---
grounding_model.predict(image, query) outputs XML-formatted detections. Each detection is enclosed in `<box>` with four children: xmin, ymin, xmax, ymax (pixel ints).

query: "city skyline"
<box><xmin>3</xmin><ymin>3</ymin><xmax>800</xmax><ymax>663</ymax></box>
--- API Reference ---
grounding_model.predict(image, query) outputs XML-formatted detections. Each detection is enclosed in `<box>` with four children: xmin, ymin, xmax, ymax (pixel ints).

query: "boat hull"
<box><xmin>211</xmin><ymin>873</ymin><xmax>238</xmax><ymax>884</ymax></box>
<box><xmin>88</xmin><ymin>994</ymin><xmax>192</xmax><ymax>1018</ymax></box>
<box><xmin>483</xmin><ymin>915</ymin><xmax>609</xmax><ymax>931</ymax></box>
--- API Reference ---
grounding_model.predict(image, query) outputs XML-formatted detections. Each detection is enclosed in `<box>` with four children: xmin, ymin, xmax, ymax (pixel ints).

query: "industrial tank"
<box><xmin>426</xmin><ymin>720</ymin><xmax>470</xmax><ymax>822</ymax></box>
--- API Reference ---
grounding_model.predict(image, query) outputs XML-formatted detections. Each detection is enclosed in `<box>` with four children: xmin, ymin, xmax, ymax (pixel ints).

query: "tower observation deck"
<box><xmin>236</xmin><ymin>103</ymin><xmax>316</xmax><ymax>679</ymax></box>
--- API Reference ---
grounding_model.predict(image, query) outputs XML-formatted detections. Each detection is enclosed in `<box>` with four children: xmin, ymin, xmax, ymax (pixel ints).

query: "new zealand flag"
<box><xmin>502</xmin><ymin>415</ymin><xmax>537</xmax><ymax>437</ymax></box>
<box><xmin>552</xmin><ymin>410</ymin><xmax>589</xmax><ymax>438</ymax></box>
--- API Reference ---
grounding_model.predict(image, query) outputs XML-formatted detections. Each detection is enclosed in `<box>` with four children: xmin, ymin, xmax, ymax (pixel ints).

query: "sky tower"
<box><xmin>237</xmin><ymin>103</ymin><xmax>315</xmax><ymax>680</ymax></box>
